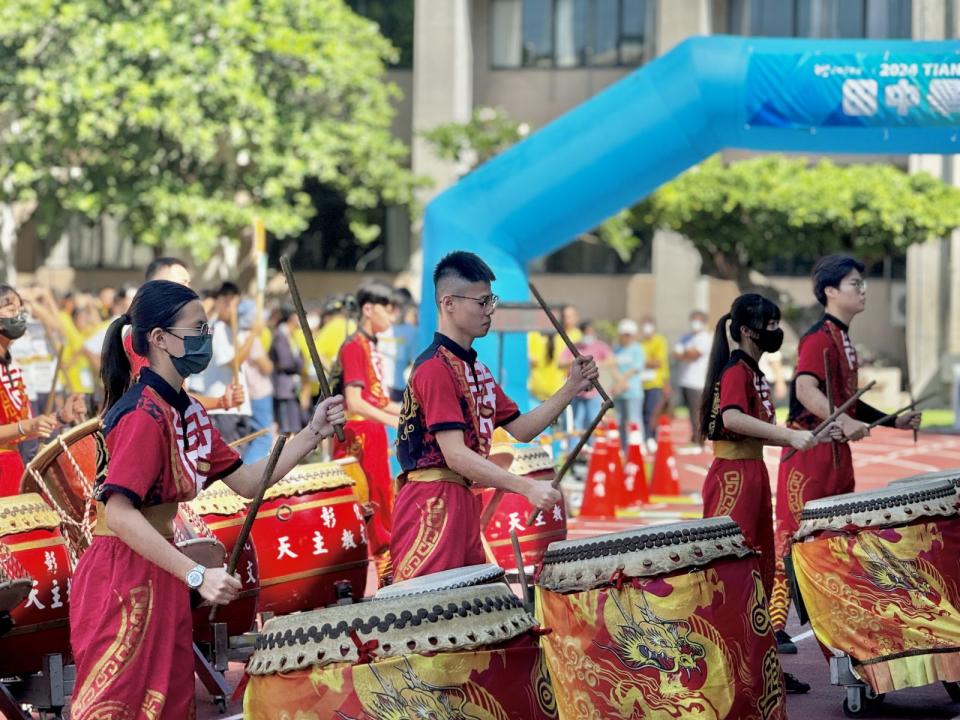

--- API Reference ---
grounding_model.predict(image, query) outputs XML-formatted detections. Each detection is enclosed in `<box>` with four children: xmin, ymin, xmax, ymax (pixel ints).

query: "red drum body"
<box><xmin>482</xmin><ymin>443</ymin><xmax>567</xmax><ymax>569</ymax></box>
<box><xmin>0</xmin><ymin>494</ymin><xmax>73</xmax><ymax>676</ymax></box>
<box><xmin>536</xmin><ymin>517</ymin><xmax>787</xmax><ymax>720</ymax></box>
<box><xmin>183</xmin><ymin>484</ymin><xmax>261</xmax><ymax>642</ymax></box>
<box><xmin>250</xmin><ymin>463</ymin><xmax>368</xmax><ymax>615</ymax></box>
<box><xmin>19</xmin><ymin>418</ymin><xmax>104</xmax><ymax>561</ymax></box>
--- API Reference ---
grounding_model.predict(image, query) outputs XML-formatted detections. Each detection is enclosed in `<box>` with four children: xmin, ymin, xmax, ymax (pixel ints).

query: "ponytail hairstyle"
<box><xmin>101</xmin><ymin>280</ymin><xmax>200</xmax><ymax>413</ymax></box>
<box><xmin>697</xmin><ymin>293</ymin><xmax>781</xmax><ymax>442</ymax></box>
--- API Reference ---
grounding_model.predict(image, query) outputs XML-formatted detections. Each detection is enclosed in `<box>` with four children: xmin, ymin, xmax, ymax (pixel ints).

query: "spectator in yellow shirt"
<box><xmin>640</xmin><ymin>315</ymin><xmax>670</xmax><ymax>452</ymax></box>
<box><xmin>528</xmin><ymin>305</ymin><xmax>582</xmax><ymax>403</ymax></box>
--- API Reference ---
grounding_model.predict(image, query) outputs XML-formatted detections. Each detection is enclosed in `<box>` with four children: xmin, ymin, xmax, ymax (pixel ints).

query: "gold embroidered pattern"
<box><xmin>713</xmin><ymin>471</ymin><xmax>741</xmax><ymax>517</ymax></box>
<box><xmin>73</xmin><ymin>583</ymin><xmax>154</xmax><ymax>719</ymax></box>
<box><xmin>394</xmin><ymin>497</ymin><xmax>448</xmax><ymax>581</ymax></box>
<box><xmin>141</xmin><ymin>689</ymin><xmax>165</xmax><ymax>720</ymax></box>
<box><xmin>785</xmin><ymin>468</ymin><xmax>808</xmax><ymax>517</ymax></box>
<box><xmin>749</xmin><ymin>570</ymin><xmax>772</xmax><ymax>636</ymax></box>
<box><xmin>757</xmin><ymin>646</ymin><xmax>784</xmax><ymax>719</ymax></box>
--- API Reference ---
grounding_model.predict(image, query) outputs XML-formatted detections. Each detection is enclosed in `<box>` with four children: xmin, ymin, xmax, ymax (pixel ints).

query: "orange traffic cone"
<box><xmin>578</xmin><ymin>436</ymin><xmax>616</xmax><ymax>519</ymax></box>
<box><xmin>605</xmin><ymin>420</ymin><xmax>628</xmax><ymax>512</ymax></box>
<box><xmin>650</xmin><ymin>415</ymin><xmax>680</xmax><ymax>496</ymax></box>
<box><xmin>624</xmin><ymin>421</ymin><xmax>650</xmax><ymax>505</ymax></box>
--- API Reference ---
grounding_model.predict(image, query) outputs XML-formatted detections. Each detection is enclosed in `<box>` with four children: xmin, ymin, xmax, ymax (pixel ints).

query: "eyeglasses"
<box><xmin>448</xmin><ymin>294</ymin><xmax>500</xmax><ymax>310</ymax></box>
<box><xmin>166</xmin><ymin>323</ymin><xmax>212</xmax><ymax>338</ymax></box>
<box><xmin>844</xmin><ymin>280</ymin><xmax>868</xmax><ymax>292</ymax></box>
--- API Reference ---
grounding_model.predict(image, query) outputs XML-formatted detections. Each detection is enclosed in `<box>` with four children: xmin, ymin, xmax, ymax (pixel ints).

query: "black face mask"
<box><xmin>0</xmin><ymin>314</ymin><xmax>28</xmax><ymax>340</ymax></box>
<box><xmin>753</xmin><ymin>327</ymin><xmax>784</xmax><ymax>354</ymax></box>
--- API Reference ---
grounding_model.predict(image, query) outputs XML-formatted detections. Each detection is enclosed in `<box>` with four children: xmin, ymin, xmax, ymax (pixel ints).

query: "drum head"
<box><xmin>375</xmin><ymin>564</ymin><xmax>505</xmax><ymax>599</ymax></box>
<box><xmin>0</xmin><ymin>579</ymin><xmax>31</xmax><ymax>613</ymax></box>
<box><xmin>797</xmin><ymin>477</ymin><xmax>958</xmax><ymax>540</ymax></box>
<box><xmin>538</xmin><ymin>516</ymin><xmax>750</xmax><ymax>593</ymax></box>
<box><xmin>178</xmin><ymin>538</ymin><xmax>226</xmax><ymax>568</ymax></box>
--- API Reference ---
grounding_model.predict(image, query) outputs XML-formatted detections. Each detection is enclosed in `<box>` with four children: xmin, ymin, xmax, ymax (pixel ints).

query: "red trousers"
<box><xmin>332</xmin><ymin>419</ymin><xmax>393</xmax><ymax>556</ymax></box>
<box><xmin>390</xmin><ymin>479</ymin><xmax>485</xmax><ymax>581</ymax></box>
<box><xmin>769</xmin><ymin>441</ymin><xmax>854</xmax><ymax>630</ymax></box>
<box><xmin>702</xmin><ymin>457</ymin><xmax>775</xmax><ymax>600</ymax></box>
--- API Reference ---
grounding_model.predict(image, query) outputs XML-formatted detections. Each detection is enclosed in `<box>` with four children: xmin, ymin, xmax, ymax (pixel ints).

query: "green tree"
<box><xmin>0</xmin><ymin>0</ymin><xmax>419</xmax><ymax>280</ymax></box>
<box><xmin>641</xmin><ymin>155</ymin><xmax>960</xmax><ymax>326</ymax></box>
<box><xmin>422</xmin><ymin>106</ymin><xmax>642</xmax><ymax>262</ymax></box>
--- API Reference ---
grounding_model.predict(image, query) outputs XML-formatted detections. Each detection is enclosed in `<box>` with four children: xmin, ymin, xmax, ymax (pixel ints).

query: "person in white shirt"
<box><xmin>673</xmin><ymin>310</ymin><xmax>713</xmax><ymax>445</ymax></box>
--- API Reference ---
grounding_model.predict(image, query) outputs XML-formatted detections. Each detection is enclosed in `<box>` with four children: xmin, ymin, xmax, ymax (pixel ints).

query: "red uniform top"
<box><xmin>0</xmin><ymin>356</ymin><xmax>31</xmax><ymax>453</ymax></box>
<box><xmin>397</xmin><ymin>333</ymin><xmax>520</xmax><ymax>473</ymax></box>
<box><xmin>96</xmin><ymin>367</ymin><xmax>242</xmax><ymax>507</ymax></box>
<box><xmin>705</xmin><ymin>350</ymin><xmax>775</xmax><ymax>441</ymax></box>
<box><xmin>338</xmin><ymin>331</ymin><xmax>389</xmax><ymax>419</ymax></box>
<box><xmin>787</xmin><ymin>314</ymin><xmax>888</xmax><ymax>430</ymax></box>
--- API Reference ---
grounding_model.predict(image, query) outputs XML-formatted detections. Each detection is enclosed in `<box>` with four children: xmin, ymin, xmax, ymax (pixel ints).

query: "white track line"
<box><xmin>790</xmin><ymin>629</ymin><xmax>814</xmax><ymax>643</ymax></box>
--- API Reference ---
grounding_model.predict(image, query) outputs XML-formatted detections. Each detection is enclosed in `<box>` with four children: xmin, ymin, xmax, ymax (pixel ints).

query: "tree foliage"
<box><xmin>0</xmin><ymin>0</ymin><xmax>418</xmax><ymax>261</ymax></box>
<box><xmin>642</xmin><ymin>155</ymin><xmax>960</xmax><ymax>286</ymax></box>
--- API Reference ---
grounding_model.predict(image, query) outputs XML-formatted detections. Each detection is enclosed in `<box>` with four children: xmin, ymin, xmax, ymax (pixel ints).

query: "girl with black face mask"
<box><xmin>70</xmin><ymin>280</ymin><xmax>347</xmax><ymax>719</ymax></box>
<box><xmin>0</xmin><ymin>284</ymin><xmax>62</xmax><ymax>495</ymax></box>
<box><xmin>696</xmin><ymin>293</ymin><xmax>842</xmax><ymax>696</ymax></box>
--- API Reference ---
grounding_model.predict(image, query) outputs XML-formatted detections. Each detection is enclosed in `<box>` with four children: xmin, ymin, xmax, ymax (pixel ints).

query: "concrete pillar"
<box><xmin>913</xmin><ymin>0</ymin><xmax>947</xmax><ymax>39</ymax></box>
<box><xmin>411</xmin><ymin>0</ymin><xmax>473</xmax><ymax>206</ymax></box>
<box><xmin>655</xmin><ymin>0</ymin><xmax>710</xmax><ymax>54</ymax></box>
<box><xmin>652</xmin><ymin>229</ymin><xmax>702</xmax><ymax>343</ymax></box>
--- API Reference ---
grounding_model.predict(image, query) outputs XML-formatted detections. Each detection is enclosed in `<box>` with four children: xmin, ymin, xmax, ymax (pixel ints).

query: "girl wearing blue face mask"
<box><xmin>70</xmin><ymin>280</ymin><xmax>346</xmax><ymax>720</ymax></box>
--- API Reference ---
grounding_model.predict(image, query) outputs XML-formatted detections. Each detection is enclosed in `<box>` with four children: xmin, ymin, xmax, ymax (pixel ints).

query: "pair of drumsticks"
<box><xmin>210</xmin><ymin>258</ymin><xmax>343</xmax><ymax>621</ymax></box>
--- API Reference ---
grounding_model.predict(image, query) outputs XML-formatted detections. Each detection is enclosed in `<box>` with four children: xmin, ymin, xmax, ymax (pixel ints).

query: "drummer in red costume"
<box><xmin>392</xmin><ymin>251</ymin><xmax>597</xmax><ymax>581</ymax></box>
<box><xmin>332</xmin><ymin>279</ymin><xmax>402</xmax><ymax>585</ymax></box>
<box><xmin>769</xmin><ymin>255</ymin><xmax>921</xmax><ymax>654</ymax></box>
<box><xmin>699</xmin><ymin>293</ymin><xmax>840</xmax><ymax>695</ymax></box>
<box><xmin>0</xmin><ymin>284</ymin><xmax>84</xmax><ymax>495</ymax></box>
<box><xmin>69</xmin><ymin>279</ymin><xmax>344</xmax><ymax>720</ymax></box>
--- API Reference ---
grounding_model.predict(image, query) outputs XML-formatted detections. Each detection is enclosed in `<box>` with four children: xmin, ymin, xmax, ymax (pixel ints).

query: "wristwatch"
<box><xmin>185</xmin><ymin>564</ymin><xmax>206</xmax><ymax>589</ymax></box>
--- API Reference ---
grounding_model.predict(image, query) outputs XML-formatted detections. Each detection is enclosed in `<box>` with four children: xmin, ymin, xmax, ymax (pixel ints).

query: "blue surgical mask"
<box><xmin>167</xmin><ymin>332</ymin><xmax>213</xmax><ymax>376</ymax></box>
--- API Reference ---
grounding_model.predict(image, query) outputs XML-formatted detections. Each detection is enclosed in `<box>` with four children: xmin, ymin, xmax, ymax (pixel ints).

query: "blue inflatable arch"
<box><xmin>420</xmin><ymin>35</ymin><xmax>960</xmax><ymax>407</ymax></box>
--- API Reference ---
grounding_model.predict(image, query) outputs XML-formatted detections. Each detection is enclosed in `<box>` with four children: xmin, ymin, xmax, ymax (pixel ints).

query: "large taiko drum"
<box><xmin>19</xmin><ymin>418</ymin><xmax>104</xmax><ymax>562</ymax></box>
<box><xmin>481</xmin><ymin>442</ymin><xmax>567</xmax><ymax>570</ymax></box>
<box><xmin>792</xmin><ymin>478</ymin><xmax>960</xmax><ymax>695</ymax></box>
<box><xmin>250</xmin><ymin>462</ymin><xmax>369</xmax><ymax>616</ymax></box>
<box><xmin>0</xmin><ymin>494</ymin><xmax>74</xmax><ymax>676</ymax></box>
<box><xmin>244</xmin><ymin>566</ymin><xmax>555</xmax><ymax>719</ymax></box>
<box><xmin>536</xmin><ymin>517</ymin><xmax>786</xmax><ymax>720</ymax></box>
<box><xmin>178</xmin><ymin>489</ymin><xmax>261</xmax><ymax>643</ymax></box>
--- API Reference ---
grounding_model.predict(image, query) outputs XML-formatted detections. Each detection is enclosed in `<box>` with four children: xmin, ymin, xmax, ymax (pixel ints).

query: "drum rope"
<box><xmin>0</xmin><ymin>540</ymin><xmax>30</xmax><ymax>581</ymax></box>
<box><xmin>178</xmin><ymin>501</ymin><xmax>216</xmax><ymax>539</ymax></box>
<box><xmin>27</xmin><ymin>466</ymin><xmax>85</xmax><ymax>568</ymax></box>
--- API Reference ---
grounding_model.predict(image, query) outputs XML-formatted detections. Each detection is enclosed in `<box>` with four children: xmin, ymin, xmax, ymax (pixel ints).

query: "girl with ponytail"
<box><xmin>698</xmin><ymin>293</ymin><xmax>840</xmax><ymax>695</ymax></box>
<box><xmin>71</xmin><ymin>280</ymin><xmax>346</xmax><ymax>719</ymax></box>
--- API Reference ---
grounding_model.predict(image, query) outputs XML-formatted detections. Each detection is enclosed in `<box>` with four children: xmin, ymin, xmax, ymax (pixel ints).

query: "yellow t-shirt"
<box><xmin>528</xmin><ymin>328</ymin><xmax>582</xmax><ymax>402</ymax></box>
<box><xmin>295</xmin><ymin>316</ymin><xmax>357</xmax><ymax>395</ymax></box>
<box><xmin>60</xmin><ymin>314</ymin><xmax>96</xmax><ymax>393</ymax></box>
<box><xmin>641</xmin><ymin>334</ymin><xmax>669</xmax><ymax>390</ymax></box>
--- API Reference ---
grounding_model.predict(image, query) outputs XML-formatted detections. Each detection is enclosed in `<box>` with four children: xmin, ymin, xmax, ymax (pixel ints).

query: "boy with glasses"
<box><xmin>769</xmin><ymin>255</ymin><xmax>921</xmax><ymax>656</ymax></box>
<box><xmin>331</xmin><ymin>280</ymin><xmax>402</xmax><ymax>585</ymax></box>
<box><xmin>391</xmin><ymin>251</ymin><xmax>598</xmax><ymax>580</ymax></box>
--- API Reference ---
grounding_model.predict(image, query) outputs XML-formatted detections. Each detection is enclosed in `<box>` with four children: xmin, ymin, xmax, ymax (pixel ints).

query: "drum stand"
<box><xmin>0</xmin><ymin>653</ymin><xmax>73</xmax><ymax>720</ymax></box>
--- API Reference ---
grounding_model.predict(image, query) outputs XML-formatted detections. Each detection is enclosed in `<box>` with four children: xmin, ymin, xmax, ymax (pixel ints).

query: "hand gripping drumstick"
<box><xmin>782</xmin><ymin>380</ymin><xmax>876</xmax><ymax>462</ymax></box>
<box><xmin>866</xmin><ymin>391</ymin><xmax>936</xmax><ymax>431</ymax></box>
<box><xmin>209</xmin><ymin>434</ymin><xmax>287</xmax><ymax>622</ymax></box>
<box><xmin>527</xmin><ymin>398</ymin><xmax>614</xmax><ymax>526</ymax></box>
<box><xmin>822</xmin><ymin>350</ymin><xmax>839</xmax><ymax>469</ymax></box>
<box><xmin>529</xmin><ymin>282</ymin><xmax>611</xmax><ymax>403</ymax></box>
<box><xmin>279</xmin><ymin>255</ymin><xmax>345</xmax><ymax>442</ymax></box>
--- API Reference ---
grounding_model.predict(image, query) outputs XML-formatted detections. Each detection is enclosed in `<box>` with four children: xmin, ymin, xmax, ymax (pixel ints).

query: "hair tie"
<box><xmin>121</xmin><ymin>313</ymin><xmax>131</xmax><ymax>325</ymax></box>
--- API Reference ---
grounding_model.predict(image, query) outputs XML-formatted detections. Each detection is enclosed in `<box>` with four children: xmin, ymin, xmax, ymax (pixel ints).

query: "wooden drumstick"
<box><xmin>822</xmin><ymin>350</ymin><xmax>839</xmax><ymax>469</ymax></box>
<box><xmin>527</xmin><ymin>398</ymin><xmax>614</xmax><ymax>526</ymax></box>
<box><xmin>782</xmin><ymin>381</ymin><xmax>876</xmax><ymax>461</ymax></box>
<box><xmin>510</xmin><ymin>529</ymin><xmax>532</xmax><ymax>607</ymax></box>
<box><xmin>866</xmin><ymin>391</ymin><xmax>936</xmax><ymax>431</ymax></box>
<box><xmin>43</xmin><ymin>345</ymin><xmax>64</xmax><ymax>416</ymax></box>
<box><xmin>529</xmin><ymin>282</ymin><xmax>611</xmax><ymax>404</ymax></box>
<box><xmin>279</xmin><ymin>255</ymin><xmax>345</xmax><ymax>442</ymax></box>
<box><xmin>909</xmin><ymin>388</ymin><xmax>918</xmax><ymax>443</ymax></box>
<box><xmin>227</xmin><ymin>427</ymin><xmax>270</xmax><ymax>449</ymax></box>
<box><xmin>209</xmin><ymin>433</ymin><xmax>287</xmax><ymax>622</ymax></box>
<box><xmin>229</xmin><ymin>301</ymin><xmax>241</xmax><ymax>382</ymax></box>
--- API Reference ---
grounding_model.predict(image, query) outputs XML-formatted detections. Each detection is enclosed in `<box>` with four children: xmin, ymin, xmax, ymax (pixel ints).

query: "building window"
<box><xmin>726</xmin><ymin>0</ymin><xmax>911</xmax><ymax>38</ymax></box>
<box><xmin>490</xmin><ymin>0</ymin><xmax>654</xmax><ymax>69</ymax></box>
<box><xmin>346</xmin><ymin>0</ymin><xmax>414</xmax><ymax>68</ymax></box>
